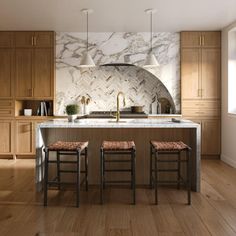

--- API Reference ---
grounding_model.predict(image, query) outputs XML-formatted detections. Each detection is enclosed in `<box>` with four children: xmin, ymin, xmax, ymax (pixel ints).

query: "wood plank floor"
<box><xmin>0</xmin><ymin>159</ymin><xmax>236</xmax><ymax>236</ymax></box>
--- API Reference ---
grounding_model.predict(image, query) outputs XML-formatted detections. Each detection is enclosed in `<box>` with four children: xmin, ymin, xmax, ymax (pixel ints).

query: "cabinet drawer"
<box><xmin>0</xmin><ymin>100</ymin><xmax>14</xmax><ymax>117</ymax></box>
<box><xmin>182</xmin><ymin>100</ymin><xmax>220</xmax><ymax>109</ymax></box>
<box><xmin>182</xmin><ymin>108</ymin><xmax>220</xmax><ymax>117</ymax></box>
<box><xmin>0</xmin><ymin>99</ymin><xmax>14</xmax><ymax>108</ymax></box>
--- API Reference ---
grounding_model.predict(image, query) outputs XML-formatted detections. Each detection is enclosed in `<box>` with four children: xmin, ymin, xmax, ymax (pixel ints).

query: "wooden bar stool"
<box><xmin>44</xmin><ymin>141</ymin><xmax>89</xmax><ymax>207</ymax></box>
<box><xmin>100</xmin><ymin>141</ymin><xmax>136</xmax><ymax>204</ymax></box>
<box><xmin>150</xmin><ymin>141</ymin><xmax>192</xmax><ymax>205</ymax></box>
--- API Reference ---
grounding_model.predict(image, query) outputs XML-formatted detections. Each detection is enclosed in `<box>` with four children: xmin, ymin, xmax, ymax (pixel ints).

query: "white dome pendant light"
<box><xmin>79</xmin><ymin>8</ymin><xmax>95</xmax><ymax>67</ymax></box>
<box><xmin>143</xmin><ymin>8</ymin><xmax>159</xmax><ymax>68</ymax></box>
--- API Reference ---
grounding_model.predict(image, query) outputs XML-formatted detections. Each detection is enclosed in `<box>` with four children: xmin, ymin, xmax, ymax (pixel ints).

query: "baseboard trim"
<box><xmin>221</xmin><ymin>154</ymin><xmax>236</xmax><ymax>168</ymax></box>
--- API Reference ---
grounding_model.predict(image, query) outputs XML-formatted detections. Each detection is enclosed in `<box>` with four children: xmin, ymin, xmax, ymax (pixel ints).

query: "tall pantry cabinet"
<box><xmin>181</xmin><ymin>31</ymin><xmax>221</xmax><ymax>158</ymax></box>
<box><xmin>0</xmin><ymin>31</ymin><xmax>55</xmax><ymax>158</ymax></box>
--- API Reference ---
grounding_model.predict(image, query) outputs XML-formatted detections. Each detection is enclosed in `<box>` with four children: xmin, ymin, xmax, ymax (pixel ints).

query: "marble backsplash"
<box><xmin>56</xmin><ymin>32</ymin><xmax>180</xmax><ymax>115</ymax></box>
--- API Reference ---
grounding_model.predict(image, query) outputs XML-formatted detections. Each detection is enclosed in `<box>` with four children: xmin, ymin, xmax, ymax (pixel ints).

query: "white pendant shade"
<box><xmin>143</xmin><ymin>53</ymin><xmax>159</xmax><ymax>68</ymax></box>
<box><xmin>143</xmin><ymin>8</ymin><xmax>159</xmax><ymax>68</ymax></box>
<box><xmin>80</xmin><ymin>52</ymin><xmax>95</xmax><ymax>67</ymax></box>
<box><xmin>79</xmin><ymin>8</ymin><xmax>96</xmax><ymax>67</ymax></box>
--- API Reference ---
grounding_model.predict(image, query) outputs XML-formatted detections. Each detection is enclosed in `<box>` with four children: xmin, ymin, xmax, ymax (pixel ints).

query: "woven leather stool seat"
<box><xmin>150</xmin><ymin>141</ymin><xmax>189</xmax><ymax>151</ymax></box>
<box><xmin>47</xmin><ymin>141</ymin><xmax>88</xmax><ymax>151</ymax></box>
<box><xmin>102</xmin><ymin>141</ymin><xmax>135</xmax><ymax>150</ymax></box>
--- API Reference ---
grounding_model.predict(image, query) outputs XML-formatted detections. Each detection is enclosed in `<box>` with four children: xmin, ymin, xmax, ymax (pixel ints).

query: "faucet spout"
<box><xmin>116</xmin><ymin>92</ymin><xmax>126</xmax><ymax>122</ymax></box>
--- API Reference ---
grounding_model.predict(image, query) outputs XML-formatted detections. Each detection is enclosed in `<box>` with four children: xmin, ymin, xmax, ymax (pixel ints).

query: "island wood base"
<box><xmin>36</xmin><ymin>127</ymin><xmax>200</xmax><ymax>192</ymax></box>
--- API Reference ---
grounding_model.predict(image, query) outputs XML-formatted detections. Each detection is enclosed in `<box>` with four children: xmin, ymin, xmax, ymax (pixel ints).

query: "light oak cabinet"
<box><xmin>185</xmin><ymin>118</ymin><xmax>220</xmax><ymax>157</ymax></box>
<box><xmin>0</xmin><ymin>48</ymin><xmax>14</xmax><ymax>98</ymax></box>
<box><xmin>15</xmin><ymin>31</ymin><xmax>54</xmax><ymax>99</ymax></box>
<box><xmin>15</xmin><ymin>119</ymin><xmax>50</xmax><ymax>155</ymax></box>
<box><xmin>0</xmin><ymin>120</ymin><xmax>14</xmax><ymax>154</ymax></box>
<box><xmin>181</xmin><ymin>32</ymin><xmax>221</xmax><ymax>100</ymax></box>
<box><xmin>0</xmin><ymin>32</ymin><xmax>14</xmax><ymax>98</ymax></box>
<box><xmin>0</xmin><ymin>31</ymin><xmax>55</xmax><ymax>158</ymax></box>
<box><xmin>181</xmin><ymin>31</ymin><xmax>221</xmax><ymax>158</ymax></box>
<box><xmin>15</xmin><ymin>31</ymin><xmax>53</xmax><ymax>48</ymax></box>
<box><xmin>15</xmin><ymin>120</ymin><xmax>34</xmax><ymax>155</ymax></box>
<box><xmin>181</xmin><ymin>31</ymin><xmax>221</xmax><ymax>48</ymax></box>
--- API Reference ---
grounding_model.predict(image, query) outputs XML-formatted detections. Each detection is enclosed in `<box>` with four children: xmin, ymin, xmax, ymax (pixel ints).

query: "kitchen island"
<box><xmin>36</xmin><ymin>118</ymin><xmax>201</xmax><ymax>192</ymax></box>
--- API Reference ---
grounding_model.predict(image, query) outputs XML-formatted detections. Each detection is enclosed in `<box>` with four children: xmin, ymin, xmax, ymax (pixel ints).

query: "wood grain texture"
<box><xmin>0</xmin><ymin>159</ymin><xmax>236</xmax><ymax>235</ymax></box>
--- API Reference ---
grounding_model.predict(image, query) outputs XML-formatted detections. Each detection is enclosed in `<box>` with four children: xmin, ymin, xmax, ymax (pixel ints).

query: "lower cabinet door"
<box><xmin>15</xmin><ymin>120</ymin><xmax>34</xmax><ymax>155</ymax></box>
<box><xmin>201</xmin><ymin>119</ymin><xmax>220</xmax><ymax>155</ymax></box>
<box><xmin>0</xmin><ymin>120</ymin><xmax>14</xmax><ymax>154</ymax></box>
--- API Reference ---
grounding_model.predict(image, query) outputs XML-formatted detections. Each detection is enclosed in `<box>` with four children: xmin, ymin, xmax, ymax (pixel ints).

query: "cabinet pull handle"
<box><xmin>202</xmin><ymin>36</ymin><xmax>205</xmax><ymax>46</ymax></box>
<box><xmin>199</xmin><ymin>36</ymin><xmax>201</xmax><ymax>46</ymax></box>
<box><xmin>34</xmin><ymin>36</ymin><xmax>37</xmax><ymax>46</ymax></box>
<box><xmin>196</xmin><ymin>112</ymin><xmax>204</xmax><ymax>114</ymax></box>
<box><xmin>31</xmin><ymin>37</ymin><xmax>34</xmax><ymax>46</ymax></box>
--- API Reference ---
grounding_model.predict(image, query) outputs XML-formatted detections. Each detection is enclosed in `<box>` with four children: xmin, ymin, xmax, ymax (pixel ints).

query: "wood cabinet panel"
<box><xmin>182</xmin><ymin>100</ymin><xmax>220</xmax><ymax>109</ymax></box>
<box><xmin>201</xmin><ymin>32</ymin><xmax>221</xmax><ymax>48</ymax></box>
<box><xmin>33</xmin><ymin>48</ymin><xmax>53</xmax><ymax>98</ymax></box>
<box><xmin>201</xmin><ymin>48</ymin><xmax>221</xmax><ymax>99</ymax></box>
<box><xmin>201</xmin><ymin>119</ymin><xmax>220</xmax><ymax>155</ymax></box>
<box><xmin>0</xmin><ymin>32</ymin><xmax>14</xmax><ymax>48</ymax></box>
<box><xmin>15</xmin><ymin>49</ymin><xmax>33</xmax><ymax>98</ymax></box>
<box><xmin>0</xmin><ymin>120</ymin><xmax>13</xmax><ymax>154</ymax></box>
<box><xmin>181</xmin><ymin>48</ymin><xmax>200</xmax><ymax>99</ymax></box>
<box><xmin>15</xmin><ymin>32</ymin><xmax>34</xmax><ymax>48</ymax></box>
<box><xmin>0</xmin><ymin>49</ymin><xmax>13</xmax><ymax>98</ymax></box>
<box><xmin>181</xmin><ymin>32</ymin><xmax>201</xmax><ymax>47</ymax></box>
<box><xmin>34</xmin><ymin>32</ymin><xmax>53</xmax><ymax>47</ymax></box>
<box><xmin>15</xmin><ymin>121</ymin><xmax>34</xmax><ymax>154</ymax></box>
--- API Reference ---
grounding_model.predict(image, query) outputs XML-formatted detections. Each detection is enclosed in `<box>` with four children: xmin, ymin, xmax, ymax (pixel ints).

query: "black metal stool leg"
<box><xmin>187</xmin><ymin>148</ymin><xmax>191</xmax><ymax>205</ymax></box>
<box><xmin>100</xmin><ymin>148</ymin><xmax>104</xmax><ymax>204</ymax></box>
<box><xmin>150</xmin><ymin>145</ymin><xmax>153</xmax><ymax>189</ymax></box>
<box><xmin>132</xmin><ymin>148</ymin><xmax>136</xmax><ymax>205</ymax></box>
<box><xmin>76</xmin><ymin>150</ymin><xmax>81</xmax><ymax>208</ymax></box>
<box><xmin>44</xmin><ymin>148</ymin><xmax>49</xmax><ymax>207</ymax></box>
<box><xmin>56</xmin><ymin>151</ymin><xmax>61</xmax><ymax>190</ymax></box>
<box><xmin>177</xmin><ymin>152</ymin><xmax>181</xmax><ymax>189</ymax></box>
<box><xmin>154</xmin><ymin>150</ymin><xmax>158</xmax><ymax>205</ymax></box>
<box><xmin>85</xmin><ymin>147</ymin><xmax>88</xmax><ymax>191</ymax></box>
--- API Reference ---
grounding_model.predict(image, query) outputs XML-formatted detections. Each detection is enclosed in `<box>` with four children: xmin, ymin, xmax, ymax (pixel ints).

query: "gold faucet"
<box><xmin>115</xmin><ymin>92</ymin><xmax>126</xmax><ymax>122</ymax></box>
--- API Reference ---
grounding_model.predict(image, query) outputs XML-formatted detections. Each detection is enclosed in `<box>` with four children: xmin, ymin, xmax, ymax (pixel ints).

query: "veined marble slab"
<box><xmin>56</xmin><ymin>32</ymin><xmax>180</xmax><ymax>115</ymax></box>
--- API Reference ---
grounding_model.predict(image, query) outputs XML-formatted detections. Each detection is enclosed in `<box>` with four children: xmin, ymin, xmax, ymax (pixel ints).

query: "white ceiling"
<box><xmin>1</xmin><ymin>0</ymin><xmax>236</xmax><ymax>32</ymax></box>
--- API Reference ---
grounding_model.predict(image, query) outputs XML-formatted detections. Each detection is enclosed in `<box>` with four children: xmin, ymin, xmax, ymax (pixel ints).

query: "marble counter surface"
<box><xmin>38</xmin><ymin>118</ymin><xmax>199</xmax><ymax>129</ymax></box>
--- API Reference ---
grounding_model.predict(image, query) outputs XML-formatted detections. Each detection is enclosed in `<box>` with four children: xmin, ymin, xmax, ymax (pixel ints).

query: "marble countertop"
<box><xmin>38</xmin><ymin>118</ymin><xmax>200</xmax><ymax>129</ymax></box>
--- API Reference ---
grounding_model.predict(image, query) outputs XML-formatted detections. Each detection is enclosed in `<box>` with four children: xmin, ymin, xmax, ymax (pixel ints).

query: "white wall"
<box><xmin>221</xmin><ymin>21</ymin><xmax>236</xmax><ymax>167</ymax></box>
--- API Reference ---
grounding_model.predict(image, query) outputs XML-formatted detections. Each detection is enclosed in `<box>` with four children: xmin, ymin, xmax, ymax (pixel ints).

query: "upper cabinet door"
<box><xmin>15</xmin><ymin>49</ymin><xmax>33</xmax><ymax>98</ymax></box>
<box><xmin>181</xmin><ymin>32</ymin><xmax>201</xmax><ymax>48</ymax></box>
<box><xmin>201</xmin><ymin>48</ymin><xmax>221</xmax><ymax>99</ymax></box>
<box><xmin>0</xmin><ymin>49</ymin><xmax>13</xmax><ymax>98</ymax></box>
<box><xmin>201</xmin><ymin>32</ymin><xmax>221</xmax><ymax>48</ymax></box>
<box><xmin>33</xmin><ymin>48</ymin><xmax>53</xmax><ymax>98</ymax></box>
<box><xmin>15</xmin><ymin>32</ymin><xmax>34</xmax><ymax>48</ymax></box>
<box><xmin>34</xmin><ymin>32</ymin><xmax>54</xmax><ymax>48</ymax></box>
<box><xmin>0</xmin><ymin>32</ymin><xmax>14</xmax><ymax>48</ymax></box>
<box><xmin>181</xmin><ymin>48</ymin><xmax>201</xmax><ymax>99</ymax></box>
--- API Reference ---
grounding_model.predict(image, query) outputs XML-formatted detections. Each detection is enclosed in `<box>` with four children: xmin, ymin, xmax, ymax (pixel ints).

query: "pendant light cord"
<box><xmin>150</xmin><ymin>11</ymin><xmax>153</xmax><ymax>53</ymax></box>
<box><xmin>86</xmin><ymin>12</ymin><xmax>89</xmax><ymax>52</ymax></box>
